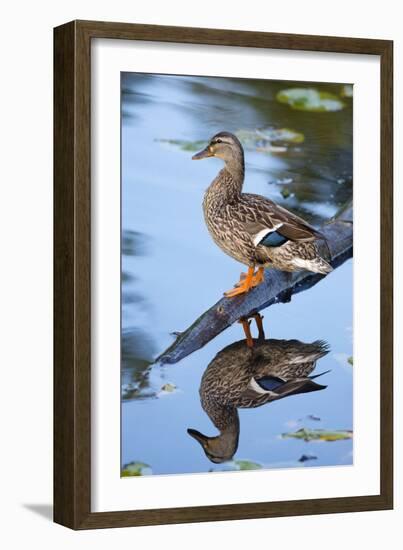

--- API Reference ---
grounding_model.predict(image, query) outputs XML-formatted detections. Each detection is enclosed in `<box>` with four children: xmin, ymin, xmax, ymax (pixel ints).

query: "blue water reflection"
<box><xmin>121</xmin><ymin>73</ymin><xmax>353</xmax><ymax>475</ymax></box>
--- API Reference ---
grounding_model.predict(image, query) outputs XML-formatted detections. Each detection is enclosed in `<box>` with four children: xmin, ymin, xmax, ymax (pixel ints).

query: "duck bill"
<box><xmin>187</xmin><ymin>428</ymin><xmax>207</xmax><ymax>445</ymax></box>
<box><xmin>192</xmin><ymin>146</ymin><xmax>213</xmax><ymax>160</ymax></box>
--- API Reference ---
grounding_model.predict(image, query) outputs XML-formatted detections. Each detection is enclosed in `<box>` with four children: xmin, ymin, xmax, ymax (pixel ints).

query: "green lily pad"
<box><xmin>257</xmin><ymin>127</ymin><xmax>305</xmax><ymax>144</ymax></box>
<box><xmin>276</xmin><ymin>88</ymin><xmax>345</xmax><ymax>112</ymax></box>
<box><xmin>282</xmin><ymin>428</ymin><xmax>353</xmax><ymax>442</ymax></box>
<box><xmin>160</xmin><ymin>382</ymin><xmax>177</xmax><ymax>393</ymax></box>
<box><xmin>158</xmin><ymin>127</ymin><xmax>304</xmax><ymax>156</ymax></box>
<box><xmin>157</xmin><ymin>382</ymin><xmax>180</xmax><ymax>398</ymax></box>
<box><xmin>121</xmin><ymin>461</ymin><xmax>152</xmax><ymax>477</ymax></box>
<box><xmin>236</xmin><ymin>127</ymin><xmax>304</xmax><ymax>146</ymax></box>
<box><xmin>156</xmin><ymin>138</ymin><xmax>206</xmax><ymax>152</ymax></box>
<box><xmin>233</xmin><ymin>459</ymin><xmax>263</xmax><ymax>470</ymax></box>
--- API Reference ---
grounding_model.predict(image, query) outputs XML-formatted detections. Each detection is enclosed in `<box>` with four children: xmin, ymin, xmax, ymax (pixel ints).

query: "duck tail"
<box><xmin>309</xmin><ymin>369</ymin><xmax>331</xmax><ymax>380</ymax></box>
<box><xmin>311</xmin><ymin>256</ymin><xmax>333</xmax><ymax>274</ymax></box>
<box><xmin>292</xmin><ymin>256</ymin><xmax>333</xmax><ymax>274</ymax></box>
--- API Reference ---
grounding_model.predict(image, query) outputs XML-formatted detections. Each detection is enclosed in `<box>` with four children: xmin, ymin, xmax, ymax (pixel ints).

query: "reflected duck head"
<box><xmin>187</xmin><ymin>428</ymin><xmax>238</xmax><ymax>464</ymax></box>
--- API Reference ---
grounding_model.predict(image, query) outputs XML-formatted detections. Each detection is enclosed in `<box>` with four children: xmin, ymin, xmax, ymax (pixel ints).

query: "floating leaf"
<box><xmin>236</xmin><ymin>127</ymin><xmax>304</xmax><ymax>149</ymax></box>
<box><xmin>157</xmin><ymin>382</ymin><xmax>180</xmax><ymax>398</ymax></box>
<box><xmin>160</xmin><ymin>382</ymin><xmax>177</xmax><ymax>393</ymax></box>
<box><xmin>231</xmin><ymin>129</ymin><xmax>260</xmax><ymax>147</ymax></box>
<box><xmin>156</xmin><ymin>138</ymin><xmax>206</xmax><ymax>152</ymax></box>
<box><xmin>121</xmin><ymin>461</ymin><xmax>152</xmax><ymax>477</ymax></box>
<box><xmin>347</xmin><ymin>356</ymin><xmax>353</xmax><ymax>366</ymax></box>
<box><xmin>233</xmin><ymin>459</ymin><xmax>263</xmax><ymax>470</ymax></box>
<box><xmin>276</xmin><ymin>88</ymin><xmax>345</xmax><ymax>112</ymax></box>
<box><xmin>282</xmin><ymin>428</ymin><xmax>353</xmax><ymax>442</ymax></box>
<box><xmin>281</xmin><ymin>187</ymin><xmax>291</xmax><ymax>199</ymax></box>
<box><xmin>257</xmin><ymin>127</ymin><xmax>305</xmax><ymax>144</ymax></box>
<box><xmin>158</xmin><ymin>127</ymin><xmax>304</xmax><ymax>157</ymax></box>
<box><xmin>298</xmin><ymin>454</ymin><xmax>318</xmax><ymax>463</ymax></box>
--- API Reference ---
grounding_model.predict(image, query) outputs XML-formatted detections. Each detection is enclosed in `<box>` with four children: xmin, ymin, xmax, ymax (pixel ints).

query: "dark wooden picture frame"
<box><xmin>54</xmin><ymin>19</ymin><xmax>393</xmax><ymax>530</ymax></box>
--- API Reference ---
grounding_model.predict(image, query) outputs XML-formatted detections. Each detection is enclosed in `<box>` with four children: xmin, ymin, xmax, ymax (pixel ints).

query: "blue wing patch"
<box><xmin>255</xmin><ymin>375</ymin><xmax>286</xmax><ymax>392</ymax></box>
<box><xmin>260</xmin><ymin>230</ymin><xmax>289</xmax><ymax>248</ymax></box>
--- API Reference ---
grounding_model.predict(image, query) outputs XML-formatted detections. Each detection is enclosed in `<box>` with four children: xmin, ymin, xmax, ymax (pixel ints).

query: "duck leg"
<box><xmin>237</xmin><ymin>266</ymin><xmax>265</xmax><ymax>287</ymax></box>
<box><xmin>238</xmin><ymin>313</ymin><xmax>265</xmax><ymax>347</ymax></box>
<box><xmin>238</xmin><ymin>318</ymin><xmax>254</xmax><ymax>348</ymax></box>
<box><xmin>252</xmin><ymin>267</ymin><xmax>265</xmax><ymax>287</ymax></box>
<box><xmin>253</xmin><ymin>313</ymin><xmax>265</xmax><ymax>340</ymax></box>
<box><xmin>224</xmin><ymin>266</ymin><xmax>265</xmax><ymax>297</ymax></box>
<box><xmin>224</xmin><ymin>266</ymin><xmax>255</xmax><ymax>297</ymax></box>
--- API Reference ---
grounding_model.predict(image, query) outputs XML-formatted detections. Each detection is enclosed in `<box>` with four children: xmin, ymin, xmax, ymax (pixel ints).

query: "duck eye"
<box><xmin>215</xmin><ymin>138</ymin><xmax>222</xmax><ymax>144</ymax></box>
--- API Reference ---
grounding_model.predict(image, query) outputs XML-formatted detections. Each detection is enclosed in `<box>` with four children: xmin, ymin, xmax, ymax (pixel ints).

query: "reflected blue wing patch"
<box><xmin>255</xmin><ymin>375</ymin><xmax>286</xmax><ymax>391</ymax></box>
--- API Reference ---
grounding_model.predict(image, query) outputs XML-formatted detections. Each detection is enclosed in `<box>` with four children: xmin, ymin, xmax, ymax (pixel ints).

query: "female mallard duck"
<box><xmin>192</xmin><ymin>131</ymin><xmax>332</xmax><ymax>297</ymax></box>
<box><xmin>187</xmin><ymin>316</ymin><xmax>330</xmax><ymax>463</ymax></box>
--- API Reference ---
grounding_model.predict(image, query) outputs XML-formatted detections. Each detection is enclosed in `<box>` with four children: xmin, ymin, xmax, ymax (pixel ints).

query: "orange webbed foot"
<box><xmin>224</xmin><ymin>266</ymin><xmax>254</xmax><ymax>297</ymax></box>
<box><xmin>224</xmin><ymin>267</ymin><xmax>265</xmax><ymax>297</ymax></box>
<box><xmin>252</xmin><ymin>267</ymin><xmax>265</xmax><ymax>287</ymax></box>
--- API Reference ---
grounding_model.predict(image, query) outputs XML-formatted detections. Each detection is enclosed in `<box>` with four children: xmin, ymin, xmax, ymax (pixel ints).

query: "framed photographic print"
<box><xmin>54</xmin><ymin>20</ymin><xmax>393</xmax><ymax>529</ymax></box>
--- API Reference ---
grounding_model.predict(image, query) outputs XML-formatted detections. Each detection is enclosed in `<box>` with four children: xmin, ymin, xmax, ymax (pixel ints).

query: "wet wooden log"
<box><xmin>157</xmin><ymin>203</ymin><xmax>353</xmax><ymax>365</ymax></box>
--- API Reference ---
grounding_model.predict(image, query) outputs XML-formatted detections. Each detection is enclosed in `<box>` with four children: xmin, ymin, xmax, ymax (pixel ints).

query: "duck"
<box><xmin>187</xmin><ymin>315</ymin><xmax>330</xmax><ymax>463</ymax></box>
<box><xmin>192</xmin><ymin>131</ymin><xmax>332</xmax><ymax>297</ymax></box>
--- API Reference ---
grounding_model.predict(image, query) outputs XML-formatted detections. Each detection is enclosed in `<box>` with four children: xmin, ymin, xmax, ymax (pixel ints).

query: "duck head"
<box><xmin>192</xmin><ymin>131</ymin><xmax>244</xmax><ymax>167</ymax></box>
<box><xmin>187</xmin><ymin>427</ymin><xmax>239</xmax><ymax>464</ymax></box>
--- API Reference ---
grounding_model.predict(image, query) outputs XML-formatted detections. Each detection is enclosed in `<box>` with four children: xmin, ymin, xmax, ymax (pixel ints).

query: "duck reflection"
<box><xmin>187</xmin><ymin>315</ymin><xmax>330</xmax><ymax>464</ymax></box>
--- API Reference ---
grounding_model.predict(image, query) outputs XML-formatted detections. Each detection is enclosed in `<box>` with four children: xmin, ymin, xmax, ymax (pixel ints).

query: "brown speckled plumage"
<box><xmin>188</xmin><ymin>337</ymin><xmax>329</xmax><ymax>463</ymax></box>
<box><xmin>196</xmin><ymin>131</ymin><xmax>333</xmax><ymax>274</ymax></box>
<box><xmin>200</xmin><ymin>338</ymin><xmax>329</xmax><ymax>414</ymax></box>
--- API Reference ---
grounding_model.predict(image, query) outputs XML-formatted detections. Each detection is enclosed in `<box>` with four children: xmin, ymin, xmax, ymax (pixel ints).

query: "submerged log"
<box><xmin>157</xmin><ymin>203</ymin><xmax>353</xmax><ymax>365</ymax></box>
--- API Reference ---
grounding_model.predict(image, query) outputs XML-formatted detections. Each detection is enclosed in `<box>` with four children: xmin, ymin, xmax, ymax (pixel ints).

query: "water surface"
<box><xmin>121</xmin><ymin>73</ymin><xmax>353</xmax><ymax>476</ymax></box>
